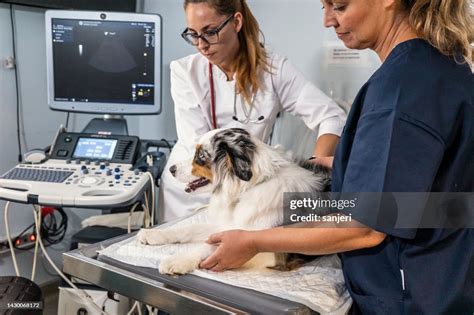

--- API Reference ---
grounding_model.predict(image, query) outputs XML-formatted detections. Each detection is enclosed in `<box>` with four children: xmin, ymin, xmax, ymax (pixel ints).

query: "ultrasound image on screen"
<box><xmin>52</xmin><ymin>19</ymin><xmax>155</xmax><ymax>105</ymax></box>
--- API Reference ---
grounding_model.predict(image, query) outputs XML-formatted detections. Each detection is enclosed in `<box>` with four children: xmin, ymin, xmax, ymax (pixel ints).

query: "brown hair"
<box><xmin>184</xmin><ymin>0</ymin><xmax>270</xmax><ymax>103</ymax></box>
<box><xmin>403</xmin><ymin>0</ymin><xmax>473</xmax><ymax>66</ymax></box>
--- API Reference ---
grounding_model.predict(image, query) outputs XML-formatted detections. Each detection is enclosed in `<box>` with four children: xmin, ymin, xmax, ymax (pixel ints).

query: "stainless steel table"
<box><xmin>63</xmin><ymin>233</ymin><xmax>317</xmax><ymax>314</ymax></box>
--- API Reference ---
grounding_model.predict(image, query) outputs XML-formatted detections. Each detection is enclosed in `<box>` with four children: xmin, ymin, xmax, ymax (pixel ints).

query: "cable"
<box><xmin>31</xmin><ymin>206</ymin><xmax>41</xmax><ymax>281</ymax></box>
<box><xmin>65</xmin><ymin>112</ymin><xmax>70</xmax><ymax>130</ymax></box>
<box><xmin>100</xmin><ymin>296</ymin><xmax>109</xmax><ymax>312</ymax></box>
<box><xmin>4</xmin><ymin>202</ymin><xmax>20</xmax><ymax>276</ymax></box>
<box><xmin>143</xmin><ymin>193</ymin><xmax>151</xmax><ymax>228</ymax></box>
<box><xmin>39</xmin><ymin>251</ymin><xmax>59</xmax><ymax>276</ymax></box>
<box><xmin>127</xmin><ymin>301</ymin><xmax>143</xmax><ymax>315</ymax></box>
<box><xmin>41</xmin><ymin>207</ymin><xmax>68</xmax><ymax>245</ymax></box>
<box><xmin>142</xmin><ymin>202</ymin><xmax>149</xmax><ymax>229</ymax></box>
<box><xmin>159</xmin><ymin>138</ymin><xmax>172</xmax><ymax>153</ymax></box>
<box><xmin>31</xmin><ymin>205</ymin><xmax>108</xmax><ymax>315</ymax></box>
<box><xmin>146</xmin><ymin>172</ymin><xmax>155</xmax><ymax>225</ymax></box>
<box><xmin>14</xmin><ymin>207</ymin><xmax>68</xmax><ymax>250</ymax></box>
<box><xmin>146</xmin><ymin>305</ymin><xmax>156</xmax><ymax>315</ymax></box>
<box><xmin>127</xmin><ymin>301</ymin><xmax>140</xmax><ymax>315</ymax></box>
<box><xmin>10</xmin><ymin>4</ymin><xmax>22</xmax><ymax>162</ymax></box>
<box><xmin>127</xmin><ymin>202</ymin><xmax>141</xmax><ymax>234</ymax></box>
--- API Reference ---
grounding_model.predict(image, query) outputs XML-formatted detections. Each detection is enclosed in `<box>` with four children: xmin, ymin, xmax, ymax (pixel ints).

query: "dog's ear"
<box><xmin>215</xmin><ymin>142</ymin><xmax>253</xmax><ymax>181</ymax></box>
<box><xmin>227</xmin><ymin>148</ymin><xmax>253</xmax><ymax>181</ymax></box>
<box><xmin>212</xmin><ymin>129</ymin><xmax>256</xmax><ymax>182</ymax></box>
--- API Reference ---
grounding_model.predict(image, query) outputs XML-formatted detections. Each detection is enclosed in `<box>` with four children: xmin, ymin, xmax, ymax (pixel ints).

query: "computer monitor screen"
<box><xmin>45</xmin><ymin>10</ymin><xmax>162</xmax><ymax>114</ymax></box>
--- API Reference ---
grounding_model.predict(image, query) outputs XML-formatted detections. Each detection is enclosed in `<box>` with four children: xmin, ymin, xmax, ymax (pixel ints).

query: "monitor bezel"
<box><xmin>45</xmin><ymin>10</ymin><xmax>162</xmax><ymax>115</ymax></box>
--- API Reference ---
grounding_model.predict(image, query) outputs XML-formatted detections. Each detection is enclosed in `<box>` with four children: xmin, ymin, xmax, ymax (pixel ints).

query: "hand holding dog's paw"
<box><xmin>159</xmin><ymin>255</ymin><xmax>199</xmax><ymax>275</ymax></box>
<box><xmin>136</xmin><ymin>229</ymin><xmax>168</xmax><ymax>245</ymax></box>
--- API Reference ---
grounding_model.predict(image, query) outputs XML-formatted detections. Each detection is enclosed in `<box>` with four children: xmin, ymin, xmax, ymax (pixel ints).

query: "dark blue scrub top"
<box><xmin>332</xmin><ymin>39</ymin><xmax>474</xmax><ymax>314</ymax></box>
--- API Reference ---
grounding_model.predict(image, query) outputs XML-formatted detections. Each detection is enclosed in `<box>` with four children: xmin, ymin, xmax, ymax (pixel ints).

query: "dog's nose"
<box><xmin>169</xmin><ymin>165</ymin><xmax>177</xmax><ymax>176</ymax></box>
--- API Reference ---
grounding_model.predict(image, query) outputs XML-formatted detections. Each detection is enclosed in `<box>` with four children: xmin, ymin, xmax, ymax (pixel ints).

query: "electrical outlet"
<box><xmin>3</xmin><ymin>57</ymin><xmax>15</xmax><ymax>69</ymax></box>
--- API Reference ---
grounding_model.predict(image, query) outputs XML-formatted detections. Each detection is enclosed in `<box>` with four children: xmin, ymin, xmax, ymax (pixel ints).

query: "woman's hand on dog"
<box><xmin>200</xmin><ymin>230</ymin><xmax>258</xmax><ymax>271</ymax></box>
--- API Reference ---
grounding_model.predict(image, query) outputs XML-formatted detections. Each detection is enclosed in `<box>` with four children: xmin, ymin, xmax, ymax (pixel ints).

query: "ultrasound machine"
<box><xmin>1</xmin><ymin>10</ymin><xmax>165</xmax><ymax>208</ymax></box>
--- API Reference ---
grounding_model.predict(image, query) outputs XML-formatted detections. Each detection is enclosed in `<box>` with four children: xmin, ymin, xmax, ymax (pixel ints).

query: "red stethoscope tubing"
<box><xmin>209</xmin><ymin>62</ymin><xmax>218</xmax><ymax>130</ymax></box>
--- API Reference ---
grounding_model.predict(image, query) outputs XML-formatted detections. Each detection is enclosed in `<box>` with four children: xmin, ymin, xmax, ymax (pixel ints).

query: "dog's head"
<box><xmin>170</xmin><ymin>128</ymin><xmax>257</xmax><ymax>193</ymax></box>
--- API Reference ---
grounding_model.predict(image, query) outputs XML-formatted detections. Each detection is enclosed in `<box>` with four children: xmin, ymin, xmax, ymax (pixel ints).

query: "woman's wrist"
<box><xmin>247</xmin><ymin>230</ymin><xmax>261</xmax><ymax>254</ymax></box>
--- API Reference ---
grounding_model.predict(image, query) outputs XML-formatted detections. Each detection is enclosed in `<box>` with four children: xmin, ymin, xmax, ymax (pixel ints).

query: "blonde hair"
<box><xmin>184</xmin><ymin>0</ymin><xmax>270</xmax><ymax>103</ymax></box>
<box><xmin>404</xmin><ymin>0</ymin><xmax>474</xmax><ymax>66</ymax></box>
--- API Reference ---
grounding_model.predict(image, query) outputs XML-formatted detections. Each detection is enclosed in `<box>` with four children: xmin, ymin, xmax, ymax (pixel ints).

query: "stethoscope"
<box><xmin>209</xmin><ymin>63</ymin><xmax>265</xmax><ymax>129</ymax></box>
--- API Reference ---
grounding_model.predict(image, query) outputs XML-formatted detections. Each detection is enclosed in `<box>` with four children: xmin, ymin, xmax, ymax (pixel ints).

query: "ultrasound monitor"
<box><xmin>45</xmin><ymin>10</ymin><xmax>162</xmax><ymax>115</ymax></box>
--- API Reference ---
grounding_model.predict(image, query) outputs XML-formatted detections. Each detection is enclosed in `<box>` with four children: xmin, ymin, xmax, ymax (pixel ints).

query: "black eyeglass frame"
<box><xmin>181</xmin><ymin>14</ymin><xmax>235</xmax><ymax>46</ymax></box>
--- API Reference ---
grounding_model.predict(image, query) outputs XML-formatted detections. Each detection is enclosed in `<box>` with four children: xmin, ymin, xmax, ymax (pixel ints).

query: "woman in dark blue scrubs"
<box><xmin>200</xmin><ymin>0</ymin><xmax>473</xmax><ymax>313</ymax></box>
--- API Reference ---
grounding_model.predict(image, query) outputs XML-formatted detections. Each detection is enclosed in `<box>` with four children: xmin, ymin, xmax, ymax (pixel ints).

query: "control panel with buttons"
<box><xmin>0</xmin><ymin>159</ymin><xmax>150</xmax><ymax>208</ymax></box>
<box><xmin>0</xmin><ymin>132</ymin><xmax>150</xmax><ymax>208</ymax></box>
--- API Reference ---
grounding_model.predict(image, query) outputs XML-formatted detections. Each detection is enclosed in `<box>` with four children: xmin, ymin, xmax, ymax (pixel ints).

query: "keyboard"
<box><xmin>0</xmin><ymin>160</ymin><xmax>149</xmax><ymax>207</ymax></box>
<box><xmin>0</xmin><ymin>167</ymin><xmax>73</xmax><ymax>183</ymax></box>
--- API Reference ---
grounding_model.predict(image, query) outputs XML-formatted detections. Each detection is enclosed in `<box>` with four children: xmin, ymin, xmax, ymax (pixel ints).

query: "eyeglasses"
<box><xmin>181</xmin><ymin>15</ymin><xmax>234</xmax><ymax>46</ymax></box>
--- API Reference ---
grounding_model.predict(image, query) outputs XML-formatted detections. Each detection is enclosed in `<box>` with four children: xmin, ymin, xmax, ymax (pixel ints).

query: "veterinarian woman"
<box><xmin>160</xmin><ymin>0</ymin><xmax>346</xmax><ymax>221</ymax></box>
<box><xmin>200</xmin><ymin>0</ymin><xmax>474</xmax><ymax>313</ymax></box>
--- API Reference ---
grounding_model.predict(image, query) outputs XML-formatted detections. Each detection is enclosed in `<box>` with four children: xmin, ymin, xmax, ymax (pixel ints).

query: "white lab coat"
<box><xmin>159</xmin><ymin>52</ymin><xmax>346</xmax><ymax>222</ymax></box>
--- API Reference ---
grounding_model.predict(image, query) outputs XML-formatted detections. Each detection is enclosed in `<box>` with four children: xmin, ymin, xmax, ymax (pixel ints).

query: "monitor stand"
<box><xmin>82</xmin><ymin>115</ymin><xmax>129</xmax><ymax>135</ymax></box>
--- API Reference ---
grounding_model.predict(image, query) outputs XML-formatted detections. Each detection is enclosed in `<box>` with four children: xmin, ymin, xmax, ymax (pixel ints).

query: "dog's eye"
<box><xmin>198</xmin><ymin>152</ymin><xmax>206</xmax><ymax>161</ymax></box>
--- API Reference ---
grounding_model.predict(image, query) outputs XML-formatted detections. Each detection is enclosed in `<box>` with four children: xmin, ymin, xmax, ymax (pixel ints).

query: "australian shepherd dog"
<box><xmin>137</xmin><ymin>128</ymin><xmax>331</xmax><ymax>275</ymax></box>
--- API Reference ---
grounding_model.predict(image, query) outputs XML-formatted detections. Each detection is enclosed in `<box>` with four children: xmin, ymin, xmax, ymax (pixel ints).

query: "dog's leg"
<box><xmin>159</xmin><ymin>243</ymin><xmax>215</xmax><ymax>275</ymax></box>
<box><xmin>136</xmin><ymin>224</ymin><xmax>216</xmax><ymax>245</ymax></box>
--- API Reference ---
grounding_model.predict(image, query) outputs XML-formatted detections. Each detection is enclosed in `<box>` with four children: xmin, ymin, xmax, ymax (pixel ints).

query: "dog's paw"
<box><xmin>159</xmin><ymin>256</ymin><xmax>199</xmax><ymax>275</ymax></box>
<box><xmin>136</xmin><ymin>229</ymin><xmax>168</xmax><ymax>245</ymax></box>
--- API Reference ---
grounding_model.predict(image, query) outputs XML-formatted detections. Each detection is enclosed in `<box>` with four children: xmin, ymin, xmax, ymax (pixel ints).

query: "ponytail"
<box><xmin>404</xmin><ymin>0</ymin><xmax>473</xmax><ymax>66</ymax></box>
<box><xmin>234</xmin><ymin>0</ymin><xmax>270</xmax><ymax>103</ymax></box>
